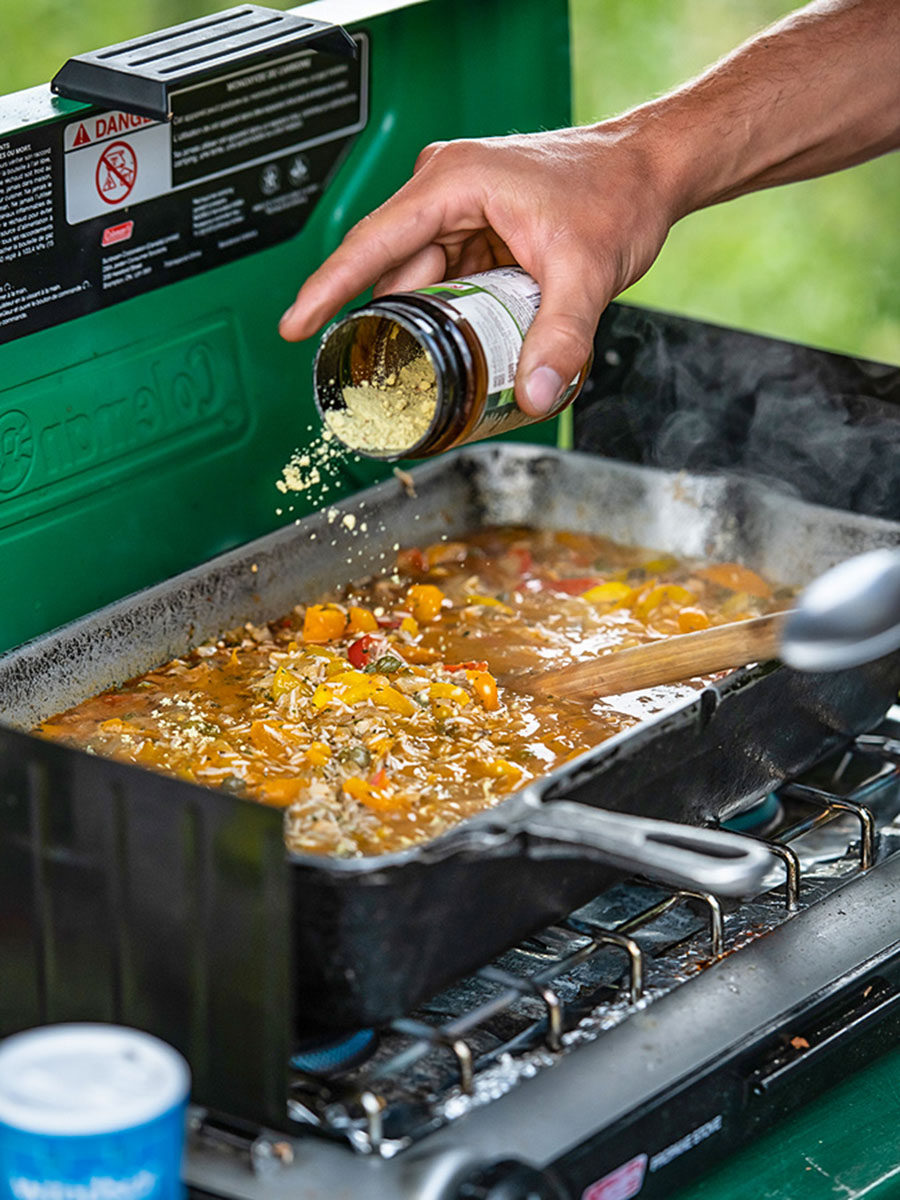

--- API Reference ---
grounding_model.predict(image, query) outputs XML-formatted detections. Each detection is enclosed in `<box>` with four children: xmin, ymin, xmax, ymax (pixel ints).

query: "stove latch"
<box><xmin>51</xmin><ymin>5</ymin><xmax>356</xmax><ymax>122</ymax></box>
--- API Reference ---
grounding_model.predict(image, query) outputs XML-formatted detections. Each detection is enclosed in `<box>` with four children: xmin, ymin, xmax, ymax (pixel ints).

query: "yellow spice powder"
<box><xmin>326</xmin><ymin>350</ymin><xmax>437</xmax><ymax>452</ymax></box>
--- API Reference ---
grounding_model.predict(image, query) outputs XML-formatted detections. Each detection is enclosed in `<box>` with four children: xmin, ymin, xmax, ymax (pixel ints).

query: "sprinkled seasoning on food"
<box><xmin>33</xmin><ymin>528</ymin><xmax>788</xmax><ymax>858</ymax></box>
<box><xmin>278</xmin><ymin>426</ymin><xmax>360</xmax><ymax>509</ymax></box>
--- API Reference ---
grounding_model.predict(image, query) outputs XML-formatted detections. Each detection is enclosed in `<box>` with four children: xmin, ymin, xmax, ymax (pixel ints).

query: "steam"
<box><xmin>576</xmin><ymin>305</ymin><xmax>900</xmax><ymax>521</ymax></box>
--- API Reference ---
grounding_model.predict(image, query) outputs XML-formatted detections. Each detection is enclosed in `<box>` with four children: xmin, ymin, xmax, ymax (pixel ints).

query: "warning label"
<box><xmin>1</xmin><ymin>34</ymin><xmax>368</xmax><ymax>344</ymax></box>
<box><xmin>95</xmin><ymin>141</ymin><xmax>138</xmax><ymax>205</ymax></box>
<box><xmin>63</xmin><ymin>111</ymin><xmax>156</xmax><ymax>152</ymax></box>
<box><xmin>64</xmin><ymin>116</ymin><xmax>171</xmax><ymax>223</ymax></box>
<box><xmin>170</xmin><ymin>47</ymin><xmax>366</xmax><ymax>186</ymax></box>
<box><xmin>0</xmin><ymin>140</ymin><xmax>54</xmax><ymax>264</ymax></box>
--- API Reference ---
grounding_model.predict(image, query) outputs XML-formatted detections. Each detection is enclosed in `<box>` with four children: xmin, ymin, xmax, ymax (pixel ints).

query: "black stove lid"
<box><xmin>51</xmin><ymin>5</ymin><xmax>356</xmax><ymax>122</ymax></box>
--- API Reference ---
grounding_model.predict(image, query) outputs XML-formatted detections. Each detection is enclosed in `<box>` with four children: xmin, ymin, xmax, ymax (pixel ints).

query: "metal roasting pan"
<box><xmin>2</xmin><ymin>444</ymin><xmax>900</xmax><ymax>1037</ymax></box>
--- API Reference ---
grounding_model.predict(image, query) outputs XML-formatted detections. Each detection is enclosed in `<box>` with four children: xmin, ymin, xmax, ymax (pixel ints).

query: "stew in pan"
<box><xmin>34</xmin><ymin>527</ymin><xmax>789</xmax><ymax>856</ymax></box>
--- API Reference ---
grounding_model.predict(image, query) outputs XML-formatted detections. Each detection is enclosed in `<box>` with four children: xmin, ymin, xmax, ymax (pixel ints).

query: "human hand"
<box><xmin>278</xmin><ymin>123</ymin><xmax>679</xmax><ymax>416</ymax></box>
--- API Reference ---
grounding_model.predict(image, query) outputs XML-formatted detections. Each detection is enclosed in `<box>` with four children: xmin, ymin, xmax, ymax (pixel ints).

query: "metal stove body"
<box><xmin>183</xmin><ymin>722</ymin><xmax>900</xmax><ymax>1199</ymax></box>
<box><xmin>3</xmin><ymin>2</ymin><xmax>900</xmax><ymax>1199</ymax></box>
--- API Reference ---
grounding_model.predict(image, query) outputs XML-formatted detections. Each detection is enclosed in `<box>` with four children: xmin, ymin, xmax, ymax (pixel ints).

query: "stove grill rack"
<box><xmin>265</xmin><ymin>730</ymin><xmax>900</xmax><ymax>1159</ymax></box>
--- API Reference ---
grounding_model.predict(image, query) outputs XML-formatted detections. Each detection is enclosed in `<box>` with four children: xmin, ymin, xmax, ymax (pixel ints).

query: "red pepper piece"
<box><xmin>396</xmin><ymin>547</ymin><xmax>427</xmax><ymax>575</ymax></box>
<box><xmin>444</xmin><ymin>660</ymin><xmax>489</xmax><ymax>673</ymax></box>
<box><xmin>541</xmin><ymin>576</ymin><xmax>603</xmax><ymax>595</ymax></box>
<box><xmin>348</xmin><ymin>635</ymin><xmax>377</xmax><ymax>669</ymax></box>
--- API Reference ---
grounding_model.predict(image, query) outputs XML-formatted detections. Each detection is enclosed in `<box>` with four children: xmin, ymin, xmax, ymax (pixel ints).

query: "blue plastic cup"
<box><xmin>0</xmin><ymin>1025</ymin><xmax>190</xmax><ymax>1200</ymax></box>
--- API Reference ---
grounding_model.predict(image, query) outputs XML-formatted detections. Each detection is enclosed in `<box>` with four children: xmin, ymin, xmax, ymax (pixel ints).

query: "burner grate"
<box><xmin>278</xmin><ymin>728</ymin><xmax>900</xmax><ymax>1157</ymax></box>
<box><xmin>188</xmin><ymin>724</ymin><xmax>900</xmax><ymax>1167</ymax></box>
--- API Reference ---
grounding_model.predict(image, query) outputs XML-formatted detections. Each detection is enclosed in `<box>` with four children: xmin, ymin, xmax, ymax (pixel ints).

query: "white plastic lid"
<box><xmin>0</xmin><ymin>1025</ymin><xmax>191</xmax><ymax>1135</ymax></box>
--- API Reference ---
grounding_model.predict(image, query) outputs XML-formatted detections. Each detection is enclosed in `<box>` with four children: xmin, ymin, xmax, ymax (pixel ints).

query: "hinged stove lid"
<box><xmin>51</xmin><ymin>4</ymin><xmax>357</xmax><ymax>121</ymax></box>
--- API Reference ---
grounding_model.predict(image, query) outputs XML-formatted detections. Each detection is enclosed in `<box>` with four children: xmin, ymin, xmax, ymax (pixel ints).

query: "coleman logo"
<box><xmin>101</xmin><ymin>220</ymin><xmax>134</xmax><ymax>248</ymax></box>
<box><xmin>0</xmin><ymin>317</ymin><xmax>247</xmax><ymax>531</ymax></box>
<box><xmin>9</xmin><ymin>1170</ymin><xmax>158</xmax><ymax>1200</ymax></box>
<box><xmin>0</xmin><ymin>409</ymin><xmax>34</xmax><ymax>494</ymax></box>
<box><xmin>582</xmin><ymin>1154</ymin><xmax>648</xmax><ymax>1200</ymax></box>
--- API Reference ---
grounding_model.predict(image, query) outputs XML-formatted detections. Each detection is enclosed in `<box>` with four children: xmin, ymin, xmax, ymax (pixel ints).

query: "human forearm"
<box><xmin>627</xmin><ymin>0</ymin><xmax>900</xmax><ymax>219</ymax></box>
<box><xmin>280</xmin><ymin>0</ymin><xmax>900</xmax><ymax>418</ymax></box>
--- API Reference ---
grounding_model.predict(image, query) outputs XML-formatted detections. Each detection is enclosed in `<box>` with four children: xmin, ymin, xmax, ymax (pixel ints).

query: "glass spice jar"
<box><xmin>313</xmin><ymin>266</ymin><xmax>592</xmax><ymax>460</ymax></box>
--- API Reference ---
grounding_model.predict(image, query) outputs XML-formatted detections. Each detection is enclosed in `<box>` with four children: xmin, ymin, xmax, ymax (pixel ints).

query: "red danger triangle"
<box><xmin>73</xmin><ymin>123</ymin><xmax>90</xmax><ymax>147</ymax></box>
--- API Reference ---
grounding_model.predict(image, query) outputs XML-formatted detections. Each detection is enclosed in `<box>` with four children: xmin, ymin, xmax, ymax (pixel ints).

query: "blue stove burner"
<box><xmin>723</xmin><ymin>792</ymin><xmax>783</xmax><ymax>836</ymax></box>
<box><xmin>290</xmin><ymin>1029</ymin><xmax>378</xmax><ymax>1077</ymax></box>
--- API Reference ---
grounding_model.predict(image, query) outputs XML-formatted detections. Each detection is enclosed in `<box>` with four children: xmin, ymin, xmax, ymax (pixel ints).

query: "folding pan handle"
<box><xmin>518</xmin><ymin>802</ymin><xmax>773</xmax><ymax>897</ymax></box>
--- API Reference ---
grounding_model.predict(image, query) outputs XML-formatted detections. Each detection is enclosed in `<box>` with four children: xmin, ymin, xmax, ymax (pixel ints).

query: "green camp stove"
<box><xmin>3</xmin><ymin>3</ymin><xmax>900</xmax><ymax>1198</ymax></box>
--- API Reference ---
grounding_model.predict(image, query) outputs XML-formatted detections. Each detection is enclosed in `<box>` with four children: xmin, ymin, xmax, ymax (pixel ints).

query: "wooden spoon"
<box><xmin>531</xmin><ymin>610</ymin><xmax>793</xmax><ymax>702</ymax></box>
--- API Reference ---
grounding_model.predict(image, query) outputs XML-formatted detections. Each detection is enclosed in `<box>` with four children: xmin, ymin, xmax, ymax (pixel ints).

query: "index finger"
<box><xmin>279</xmin><ymin>185</ymin><xmax>446</xmax><ymax>341</ymax></box>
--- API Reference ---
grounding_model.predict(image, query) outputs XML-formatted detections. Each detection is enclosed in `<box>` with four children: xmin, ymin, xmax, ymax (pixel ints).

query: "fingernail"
<box><xmin>525</xmin><ymin>366</ymin><xmax>563</xmax><ymax>415</ymax></box>
<box><xmin>279</xmin><ymin>305</ymin><xmax>294</xmax><ymax>328</ymax></box>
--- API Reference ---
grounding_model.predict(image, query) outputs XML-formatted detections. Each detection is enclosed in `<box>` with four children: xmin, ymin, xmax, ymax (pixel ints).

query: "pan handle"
<box><xmin>516</xmin><ymin>802</ymin><xmax>773</xmax><ymax>897</ymax></box>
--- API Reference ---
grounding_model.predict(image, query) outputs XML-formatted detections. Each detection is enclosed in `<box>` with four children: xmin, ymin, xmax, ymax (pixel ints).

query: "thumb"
<box><xmin>516</xmin><ymin>263</ymin><xmax>608</xmax><ymax>417</ymax></box>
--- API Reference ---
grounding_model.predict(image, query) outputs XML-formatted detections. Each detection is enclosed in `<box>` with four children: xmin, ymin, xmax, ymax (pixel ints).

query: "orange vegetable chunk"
<box><xmin>697</xmin><ymin>562</ymin><xmax>772</xmax><ymax>599</ymax></box>
<box><xmin>303</xmin><ymin>604</ymin><xmax>347</xmax><ymax>642</ymax></box>
<box><xmin>467</xmin><ymin>669</ymin><xmax>500</xmax><ymax>711</ymax></box>
<box><xmin>348</xmin><ymin>606</ymin><xmax>379</xmax><ymax>633</ymax></box>
<box><xmin>678</xmin><ymin>607</ymin><xmax>711</xmax><ymax>633</ymax></box>
<box><xmin>407</xmin><ymin>584</ymin><xmax>445</xmax><ymax>623</ymax></box>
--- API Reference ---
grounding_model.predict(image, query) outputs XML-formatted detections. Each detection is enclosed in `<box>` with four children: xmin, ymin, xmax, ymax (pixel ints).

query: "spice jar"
<box><xmin>313</xmin><ymin>266</ymin><xmax>592</xmax><ymax>460</ymax></box>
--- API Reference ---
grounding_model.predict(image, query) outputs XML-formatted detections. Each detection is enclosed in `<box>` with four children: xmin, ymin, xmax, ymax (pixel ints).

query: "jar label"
<box><xmin>419</xmin><ymin>266</ymin><xmax>541</xmax><ymax>397</ymax></box>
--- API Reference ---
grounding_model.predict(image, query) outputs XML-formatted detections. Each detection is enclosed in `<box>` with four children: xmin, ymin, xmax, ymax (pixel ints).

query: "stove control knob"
<box><xmin>454</xmin><ymin>1158</ymin><xmax>565</xmax><ymax>1200</ymax></box>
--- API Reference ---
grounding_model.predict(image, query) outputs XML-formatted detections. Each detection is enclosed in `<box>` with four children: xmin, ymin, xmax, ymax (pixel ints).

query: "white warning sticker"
<box><xmin>64</xmin><ymin>116</ymin><xmax>172</xmax><ymax>224</ymax></box>
<box><xmin>63</xmin><ymin>111</ymin><xmax>157</xmax><ymax>152</ymax></box>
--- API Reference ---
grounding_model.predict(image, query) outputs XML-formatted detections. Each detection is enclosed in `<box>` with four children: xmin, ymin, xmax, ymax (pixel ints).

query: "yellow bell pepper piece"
<box><xmin>634</xmin><ymin>583</ymin><xmax>696</xmax><ymax>620</ymax></box>
<box><xmin>306</xmin><ymin>645</ymin><xmax>338</xmax><ymax>658</ymax></box>
<box><xmin>479</xmin><ymin>757</ymin><xmax>522</xmax><ymax>782</ymax></box>
<box><xmin>400</xmin><ymin>615</ymin><xmax>419</xmax><ymax>637</ymax></box>
<box><xmin>342</xmin><ymin>775</ymin><xmax>403</xmax><ymax>813</ymax></box>
<box><xmin>465</xmin><ymin>594</ymin><xmax>513</xmax><ymax>614</ymax></box>
<box><xmin>272</xmin><ymin>665</ymin><xmax>305</xmax><ymax>699</ymax></box>
<box><xmin>328</xmin><ymin>670</ymin><xmax>369</xmax><ymax>688</ymax></box>
<box><xmin>372</xmin><ymin>686</ymin><xmax>417</xmax><ymax>717</ymax></box>
<box><xmin>342</xmin><ymin>681</ymin><xmax>378</xmax><ymax>705</ymax></box>
<box><xmin>429</xmin><ymin>681</ymin><xmax>471</xmax><ymax>707</ymax></box>
<box><xmin>305</xmin><ymin>741</ymin><xmax>332</xmax><ymax>766</ymax></box>
<box><xmin>581</xmin><ymin>581</ymin><xmax>633</xmax><ymax>605</ymax></box>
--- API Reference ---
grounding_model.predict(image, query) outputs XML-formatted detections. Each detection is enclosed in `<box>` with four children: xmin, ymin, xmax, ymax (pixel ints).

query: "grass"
<box><xmin>4</xmin><ymin>0</ymin><xmax>898</xmax><ymax>364</ymax></box>
<box><xmin>570</xmin><ymin>0</ymin><xmax>900</xmax><ymax>364</ymax></box>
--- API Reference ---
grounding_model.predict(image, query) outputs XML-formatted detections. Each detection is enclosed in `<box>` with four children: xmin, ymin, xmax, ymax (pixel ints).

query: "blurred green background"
<box><xmin>4</xmin><ymin>0</ymin><xmax>898</xmax><ymax>363</ymax></box>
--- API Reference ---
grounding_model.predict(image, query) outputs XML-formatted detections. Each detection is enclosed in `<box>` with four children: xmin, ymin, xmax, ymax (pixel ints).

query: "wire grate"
<box><xmin>258</xmin><ymin>729</ymin><xmax>900</xmax><ymax>1156</ymax></box>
